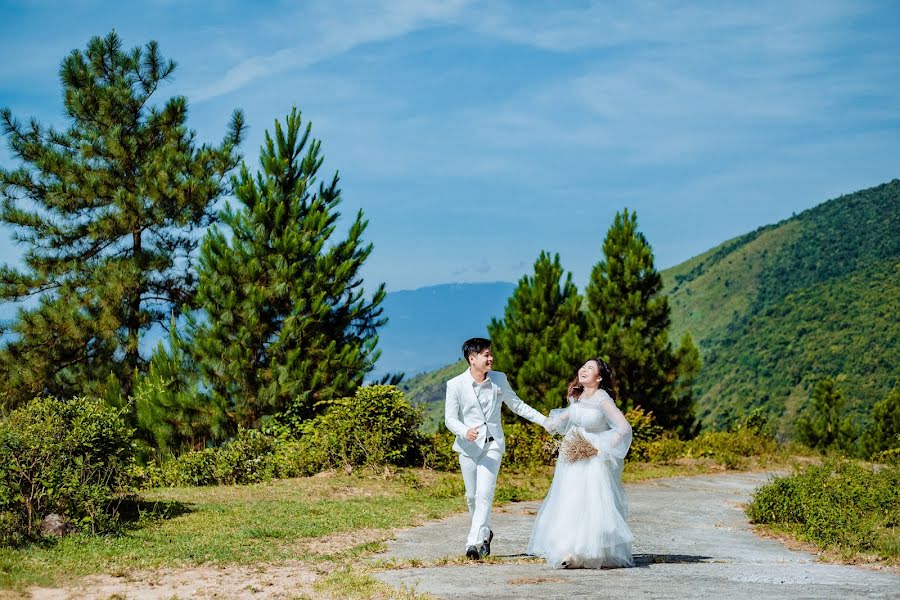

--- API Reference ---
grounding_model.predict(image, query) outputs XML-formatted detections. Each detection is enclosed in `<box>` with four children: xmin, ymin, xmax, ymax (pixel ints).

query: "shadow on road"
<box><xmin>492</xmin><ymin>553</ymin><xmax>713</xmax><ymax>568</ymax></box>
<box><xmin>633</xmin><ymin>553</ymin><xmax>712</xmax><ymax>567</ymax></box>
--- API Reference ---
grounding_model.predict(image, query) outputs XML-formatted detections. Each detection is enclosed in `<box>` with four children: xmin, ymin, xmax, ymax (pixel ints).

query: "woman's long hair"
<box><xmin>567</xmin><ymin>358</ymin><xmax>617</xmax><ymax>402</ymax></box>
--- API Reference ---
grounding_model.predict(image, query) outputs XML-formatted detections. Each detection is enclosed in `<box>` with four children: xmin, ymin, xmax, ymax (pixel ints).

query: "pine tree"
<box><xmin>795</xmin><ymin>376</ymin><xmax>857</xmax><ymax>453</ymax></box>
<box><xmin>488</xmin><ymin>251</ymin><xmax>589</xmax><ymax>414</ymax></box>
<box><xmin>585</xmin><ymin>209</ymin><xmax>698</xmax><ymax>433</ymax></box>
<box><xmin>861</xmin><ymin>384</ymin><xmax>899</xmax><ymax>459</ymax></box>
<box><xmin>0</xmin><ymin>31</ymin><xmax>243</xmax><ymax>409</ymax></box>
<box><xmin>132</xmin><ymin>322</ymin><xmax>227</xmax><ymax>456</ymax></box>
<box><xmin>190</xmin><ymin>108</ymin><xmax>386</xmax><ymax>432</ymax></box>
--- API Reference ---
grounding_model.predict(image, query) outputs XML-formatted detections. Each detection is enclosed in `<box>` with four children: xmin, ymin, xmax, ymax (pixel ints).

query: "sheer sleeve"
<box><xmin>545</xmin><ymin>404</ymin><xmax>573</xmax><ymax>435</ymax></box>
<box><xmin>595</xmin><ymin>393</ymin><xmax>632</xmax><ymax>459</ymax></box>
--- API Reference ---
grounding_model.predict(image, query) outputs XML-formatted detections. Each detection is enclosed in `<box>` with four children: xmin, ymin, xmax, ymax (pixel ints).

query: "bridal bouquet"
<box><xmin>560</xmin><ymin>430</ymin><xmax>599</xmax><ymax>462</ymax></box>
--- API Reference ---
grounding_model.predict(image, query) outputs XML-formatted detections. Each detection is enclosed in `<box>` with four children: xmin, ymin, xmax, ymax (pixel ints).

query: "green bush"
<box><xmin>293</xmin><ymin>385</ymin><xmax>426</xmax><ymax>474</ymax></box>
<box><xmin>641</xmin><ymin>434</ymin><xmax>688</xmax><ymax>463</ymax></box>
<box><xmin>143</xmin><ymin>389</ymin><xmax>427</xmax><ymax>487</ymax></box>
<box><xmin>502</xmin><ymin>421</ymin><xmax>557</xmax><ymax>470</ymax></box>
<box><xmin>146</xmin><ymin>428</ymin><xmax>281</xmax><ymax>487</ymax></box>
<box><xmin>683</xmin><ymin>428</ymin><xmax>779</xmax><ymax>468</ymax></box>
<box><xmin>631</xmin><ymin>420</ymin><xmax>778</xmax><ymax>467</ymax></box>
<box><xmin>747</xmin><ymin>460</ymin><xmax>900</xmax><ymax>559</ymax></box>
<box><xmin>421</xmin><ymin>430</ymin><xmax>459</xmax><ymax>471</ymax></box>
<box><xmin>625</xmin><ymin>406</ymin><xmax>664</xmax><ymax>461</ymax></box>
<box><xmin>0</xmin><ymin>396</ymin><xmax>134</xmax><ymax>543</ymax></box>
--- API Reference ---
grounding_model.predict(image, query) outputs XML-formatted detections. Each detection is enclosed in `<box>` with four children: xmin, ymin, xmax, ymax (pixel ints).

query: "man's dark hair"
<box><xmin>462</xmin><ymin>337</ymin><xmax>491</xmax><ymax>361</ymax></box>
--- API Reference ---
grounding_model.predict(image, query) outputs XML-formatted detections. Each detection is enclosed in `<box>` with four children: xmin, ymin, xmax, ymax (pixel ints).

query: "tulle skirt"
<box><xmin>527</xmin><ymin>452</ymin><xmax>634</xmax><ymax>568</ymax></box>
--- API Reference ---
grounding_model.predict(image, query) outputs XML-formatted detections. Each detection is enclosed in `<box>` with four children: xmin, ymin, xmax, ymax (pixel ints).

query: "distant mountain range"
<box><xmin>371</xmin><ymin>282</ymin><xmax>515</xmax><ymax>380</ymax></box>
<box><xmin>399</xmin><ymin>180</ymin><xmax>900</xmax><ymax>434</ymax></box>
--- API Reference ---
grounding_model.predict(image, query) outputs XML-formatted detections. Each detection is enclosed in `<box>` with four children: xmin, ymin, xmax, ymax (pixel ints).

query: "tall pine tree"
<box><xmin>0</xmin><ymin>31</ymin><xmax>244</xmax><ymax>409</ymax></box>
<box><xmin>189</xmin><ymin>108</ymin><xmax>386</xmax><ymax>431</ymax></box>
<box><xmin>488</xmin><ymin>251</ymin><xmax>589</xmax><ymax>414</ymax></box>
<box><xmin>585</xmin><ymin>209</ymin><xmax>699</xmax><ymax>434</ymax></box>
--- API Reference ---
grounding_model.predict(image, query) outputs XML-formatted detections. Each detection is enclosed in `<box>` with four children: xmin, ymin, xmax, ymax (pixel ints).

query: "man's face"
<box><xmin>468</xmin><ymin>348</ymin><xmax>494</xmax><ymax>372</ymax></box>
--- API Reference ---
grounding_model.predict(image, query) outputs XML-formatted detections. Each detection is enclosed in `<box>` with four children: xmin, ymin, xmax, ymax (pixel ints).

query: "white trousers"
<box><xmin>458</xmin><ymin>441</ymin><xmax>503</xmax><ymax>548</ymax></box>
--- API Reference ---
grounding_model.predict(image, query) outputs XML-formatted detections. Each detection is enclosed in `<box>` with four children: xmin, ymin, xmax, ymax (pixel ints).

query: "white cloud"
<box><xmin>189</xmin><ymin>0</ymin><xmax>470</xmax><ymax>102</ymax></box>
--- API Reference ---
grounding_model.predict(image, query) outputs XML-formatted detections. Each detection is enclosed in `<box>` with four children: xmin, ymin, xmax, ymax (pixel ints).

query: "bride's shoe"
<box><xmin>560</xmin><ymin>554</ymin><xmax>582</xmax><ymax>569</ymax></box>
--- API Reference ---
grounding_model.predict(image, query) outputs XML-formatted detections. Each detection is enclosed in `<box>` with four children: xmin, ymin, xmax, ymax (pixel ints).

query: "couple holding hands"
<box><xmin>444</xmin><ymin>337</ymin><xmax>634</xmax><ymax>569</ymax></box>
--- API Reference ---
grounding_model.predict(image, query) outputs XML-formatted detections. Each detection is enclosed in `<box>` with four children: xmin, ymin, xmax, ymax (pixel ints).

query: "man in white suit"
<box><xmin>445</xmin><ymin>337</ymin><xmax>549</xmax><ymax>560</ymax></box>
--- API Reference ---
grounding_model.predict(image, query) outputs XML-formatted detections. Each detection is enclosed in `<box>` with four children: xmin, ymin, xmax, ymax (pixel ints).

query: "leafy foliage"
<box><xmin>488</xmin><ymin>251</ymin><xmax>589</xmax><ymax>414</ymax></box>
<box><xmin>138</xmin><ymin>428</ymin><xmax>280</xmax><ymax>487</ymax></box>
<box><xmin>0</xmin><ymin>31</ymin><xmax>244</xmax><ymax>409</ymax></box>
<box><xmin>190</xmin><ymin>107</ymin><xmax>385</xmax><ymax>432</ymax></box>
<box><xmin>747</xmin><ymin>460</ymin><xmax>900</xmax><ymax>560</ymax></box>
<box><xmin>860</xmin><ymin>384</ymin><xmax>900</xmax><ymax>460</ymax></box>
<box><xmin>294</xmin><ymin>385</ymin><xmax>425</xmax><ymax>472</ymax></box>
<box><xmin>140</xmin><ymin>385</ymin><xmax>427</xmax><ymax>487</ymax></box>
<box><xmin>132</xmin><ymin>324</ymin><xmax>227</xmax><ymax>456</ymax></box>
<box><xmin>794</xmin><ymin>377</ymin><xmax>858</xmax><ymax>454</ymax></box>
<box><xmin>586</xmin><ymin>209</ymin><xmax>699</xmax><ymax>434</ymax></box>
<box><xmin>623</xmin><ymin>406</ymin><xmax>663</xmax><ymax>460</ymax></box>
<box><xmin>0</xmin><ymin>397</ymin><xmax>134</xmax><ymax>544</ymax></box>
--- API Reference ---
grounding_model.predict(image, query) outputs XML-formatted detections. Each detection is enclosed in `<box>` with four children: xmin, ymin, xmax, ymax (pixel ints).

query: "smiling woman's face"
<box><xmin>577</xmin><ymin>360</ymin><xmax>601</xmax><ymax>387</ymax></box>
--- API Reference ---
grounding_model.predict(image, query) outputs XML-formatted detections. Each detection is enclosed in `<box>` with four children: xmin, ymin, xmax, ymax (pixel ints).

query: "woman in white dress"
<box><xmin>528</xmin><ymin>358</ymin><xmax>634</xmax><ymax>569</ymax></box>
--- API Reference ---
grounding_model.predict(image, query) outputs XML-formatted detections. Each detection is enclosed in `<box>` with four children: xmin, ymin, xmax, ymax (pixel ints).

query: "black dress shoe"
<box><xmin>482</xmin><ymin>529</ymin><xmax>493</xmax><ymax>556</ymax></box>
<box><xmin>466</xmin><ymin>545</ymin><xmax>480</xmax><ymax>560</ymax></box>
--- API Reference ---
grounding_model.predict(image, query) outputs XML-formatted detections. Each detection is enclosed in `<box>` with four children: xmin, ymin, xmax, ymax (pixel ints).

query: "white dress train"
<box><xmin>527</xmin><ymin>390</ymin><xmax>635</xmax><ymax>568</ymax></box>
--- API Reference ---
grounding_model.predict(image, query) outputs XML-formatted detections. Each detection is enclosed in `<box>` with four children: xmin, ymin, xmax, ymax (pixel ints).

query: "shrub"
<box><xmin>502</xmin><ymin>422</ymin><xmax>556</xmax><ymax>470</ymax></box>
<box><xmin>640</xmin><ymin>434</ymin><xmax>688</xmax><ymax>463</ymax></box>
<box><xmin>747</xmin><ymin>460</ymin><xmax>900</xmax><ymax>559</ymax></box>
<box><xmin>421</xmin><ymin>430</ymin><xmax>459</xmax><ymax>472</ymax></box>
<box><xmin>146</xmin><ymin>428</ymin><xmax>281</xmax><ymax>487</ymax></box>
<box><xmin>0</xmin><ymin>396</ymin><xmax>134</xmax><ymax>542</ymax></box>
<box><xmin>288</xmin><ymin>385</ymin><xmax>426</xmax><ymax>474</ymax></box>
<box><xmin>683</xmin><ymin>428</ymin><xmax>778</xmax><ymax>468</ymax></box>
<box><xmin>625</xmin><ymin>406</ymin><xmax>663</xmax><ymax>461</ymax></box>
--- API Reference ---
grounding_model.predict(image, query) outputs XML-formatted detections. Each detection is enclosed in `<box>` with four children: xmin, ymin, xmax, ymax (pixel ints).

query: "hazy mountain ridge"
<box><xmin>373</xmin><ymin>282</ymin><xmax>515</xmax><ymax>380</ymax></box>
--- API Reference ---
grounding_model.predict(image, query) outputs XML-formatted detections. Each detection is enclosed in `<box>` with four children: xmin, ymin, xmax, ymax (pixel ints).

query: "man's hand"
<box><xmin>466</xmin><ymin>426</ymin><xmax>480</xmax><ymax>441</ymax></box>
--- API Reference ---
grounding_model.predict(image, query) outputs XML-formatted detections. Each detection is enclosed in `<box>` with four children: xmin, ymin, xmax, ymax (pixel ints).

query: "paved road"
<box><xmin>372</xmin><ymin>472</ymin><xmax>900</xmax><ymax>599</ymax></box>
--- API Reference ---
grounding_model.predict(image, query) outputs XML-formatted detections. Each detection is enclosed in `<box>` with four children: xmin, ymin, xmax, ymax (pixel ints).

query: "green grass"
<box><xmin>0</xmin><ymin>471</ymin><xmax>461</xmax><ymax>591</ymax></box>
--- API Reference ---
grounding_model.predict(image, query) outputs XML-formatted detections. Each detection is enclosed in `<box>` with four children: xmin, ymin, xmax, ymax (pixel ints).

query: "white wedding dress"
<box><xmin>527</xmin><ymin>390</ymin><xmax>634</xmax><ymax>568</ymax></box>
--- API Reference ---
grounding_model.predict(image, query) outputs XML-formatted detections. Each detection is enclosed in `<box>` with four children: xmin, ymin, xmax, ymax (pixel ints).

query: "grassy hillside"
<box><xmin>663</xmin><ymin>179</ymin><xmax>900</xmax><ymax>430</ymax></box>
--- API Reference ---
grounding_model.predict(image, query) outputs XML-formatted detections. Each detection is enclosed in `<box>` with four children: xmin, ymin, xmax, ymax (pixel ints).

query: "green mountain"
<box><xmin>662</xmin><ymin>179</ymin><xmax>899</xmax><ymax>430</ymax></box>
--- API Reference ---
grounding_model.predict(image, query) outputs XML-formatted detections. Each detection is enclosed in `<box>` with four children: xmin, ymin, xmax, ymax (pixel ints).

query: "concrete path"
<box><xmin>372</xmin><ymin>472</ymin><xmax>900</xmax><ymax>599</ymax></box>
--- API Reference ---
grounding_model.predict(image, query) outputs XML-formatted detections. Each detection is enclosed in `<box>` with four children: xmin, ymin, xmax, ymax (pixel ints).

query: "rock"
<box><xmin>39</xmin><ymin>513</ymin><xmax>71</xmax><ymax>537</ymax></box>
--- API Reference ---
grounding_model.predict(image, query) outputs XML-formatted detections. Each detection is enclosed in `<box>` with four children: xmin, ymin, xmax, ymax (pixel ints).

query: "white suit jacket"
<box><xmin>444</xmin><ymin>369</ymin><xmax>547</xmax><ymax>457</ymax></box>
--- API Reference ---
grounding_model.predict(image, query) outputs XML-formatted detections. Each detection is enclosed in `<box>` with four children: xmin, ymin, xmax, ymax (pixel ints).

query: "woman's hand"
<box><xmin>466</xmin><ymin>426</ymin><xmax>480</xmax><ymax>441</ymax></box>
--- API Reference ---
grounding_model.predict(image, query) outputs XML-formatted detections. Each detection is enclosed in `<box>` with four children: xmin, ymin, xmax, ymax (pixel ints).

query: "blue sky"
<box><xmin>1</xmin><ymin>0</ymin><xmax>898</xmax><ymax>292</ymax></box>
